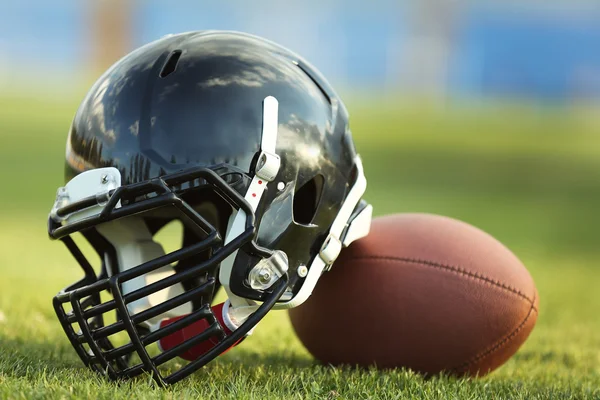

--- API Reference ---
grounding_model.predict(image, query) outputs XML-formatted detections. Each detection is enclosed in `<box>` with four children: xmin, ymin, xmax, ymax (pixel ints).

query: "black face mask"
<box><xmin>47</xmin><ymin>30</ymin><xmax>370</xmax><ymax>386</ymax></box>
<box><xmin>50</xmin><ymin>165</ymin><xmax>289</xmax><ymax>385</ymax></box>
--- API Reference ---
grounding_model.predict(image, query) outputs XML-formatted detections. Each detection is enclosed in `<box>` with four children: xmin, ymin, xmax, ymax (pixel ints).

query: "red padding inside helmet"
<box><xmin>158</xmin><ymin>302</ymin><xmax>240</xmax><ymax>361</ymax></box>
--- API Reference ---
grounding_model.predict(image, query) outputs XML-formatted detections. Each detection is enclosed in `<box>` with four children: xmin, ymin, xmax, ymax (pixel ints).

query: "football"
<box><xmin>289</xmin><ymin>213</ymin><xmax>539</xmax><ymax>377</ymax></box>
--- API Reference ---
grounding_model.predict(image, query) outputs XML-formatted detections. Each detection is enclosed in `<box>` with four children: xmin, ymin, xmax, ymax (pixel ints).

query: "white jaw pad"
<box><xmin>273</xmin><ymin>155</ymin><xmax>370</xmax><ymax>310</ymax></box>
<box><xmin>50</xmin><ymin>167</ymin><xmax>122</xmax><ymax>224</ymax></box>
<box><xmin>97</xmin><ymin>217</ymin><xmax>192</xmax><ymax>331</ymax></box>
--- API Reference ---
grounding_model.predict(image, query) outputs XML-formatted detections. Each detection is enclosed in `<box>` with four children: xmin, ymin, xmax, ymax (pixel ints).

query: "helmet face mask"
<box><xmin>48</xmin><ymin>31</ymin><xmax>372</xmax><ymax>385</ymax></box>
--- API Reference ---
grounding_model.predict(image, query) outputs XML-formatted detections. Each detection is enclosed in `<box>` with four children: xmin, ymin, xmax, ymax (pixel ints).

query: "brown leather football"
<box><xmin>288</xmin><ymin>213</ymin><xmax>539</xmax><ymax>377</ymax></box>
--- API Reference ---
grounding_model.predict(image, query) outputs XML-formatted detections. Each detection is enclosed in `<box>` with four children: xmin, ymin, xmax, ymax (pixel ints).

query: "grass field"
<box><xmin>0</xmin><ymin>93</ymin><xmax>599</xmax><ymax>399</ymax></box>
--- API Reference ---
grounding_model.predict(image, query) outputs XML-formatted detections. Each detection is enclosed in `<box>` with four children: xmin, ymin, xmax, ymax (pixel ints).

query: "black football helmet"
<box><xmin>48</xmin><ymin>31</ymin><xmax>372</xmax><ymax>385</ymax></box>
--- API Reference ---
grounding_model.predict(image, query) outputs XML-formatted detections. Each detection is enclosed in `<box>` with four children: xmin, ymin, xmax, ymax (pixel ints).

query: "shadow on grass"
<box><xmin>1</xmin><ymin>334</ymin><xmax>597</xmax><ymax>398</ymax></box>
<box><xmin>0</xmin><ymin>333</ymin><xmax>315</xmax><ymax>385</ymax></box>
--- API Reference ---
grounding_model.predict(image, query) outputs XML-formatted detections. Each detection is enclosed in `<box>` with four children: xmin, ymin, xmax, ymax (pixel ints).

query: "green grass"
<box><xmin>1</xmin><ymin>93</ymin><xmax>599</xmax><ymax>398</ymax></box>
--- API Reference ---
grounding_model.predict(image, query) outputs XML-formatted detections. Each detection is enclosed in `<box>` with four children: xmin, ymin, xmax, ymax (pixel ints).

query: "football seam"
<box><xmin>351</xmin><ymin>256</ymin><xmax>537</xmax><ymax>309</ymax></box>
<box><xmin>449</xmin><ymin>292</ymin><xmax>538</xmax><ymax>375</ymax></box>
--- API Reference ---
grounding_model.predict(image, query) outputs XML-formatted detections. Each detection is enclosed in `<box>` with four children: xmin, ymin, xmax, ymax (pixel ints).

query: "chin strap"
<box><xmin>218</xmin><ymin>95</ymin><xmax>283</xmax><ymax>310</ymax></box>
<box><xmin>157</xmin><ymin>302</ymin><xmax>239</xmax><ymax>361</ymax></box>
<box><xmin>158</xmin><ymin>96</ymin><xmax>283</xmax><ymax>359</ymax></box>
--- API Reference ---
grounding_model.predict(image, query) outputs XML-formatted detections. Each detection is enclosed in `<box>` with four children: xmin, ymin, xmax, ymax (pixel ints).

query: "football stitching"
<box><xmin>352</xmin><ymin>256</ymin><xmax>537</xmax><ymax>308</ymax></box>
<box><xmin>449</xmin><ymin>292</ymin><xmax>538</xmax><ymax>374</ymax></box>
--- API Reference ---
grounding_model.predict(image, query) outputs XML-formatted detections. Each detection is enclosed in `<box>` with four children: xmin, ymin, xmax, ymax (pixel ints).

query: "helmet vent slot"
<box><xmin>160</xmin><ymin>50</ymin><xmax>182</xmax><ymax>78</ymax></box>
<box><xmin>293</xmin><ymin>174</ymin><xmax>324</xmax><ymax>225</ymax></box>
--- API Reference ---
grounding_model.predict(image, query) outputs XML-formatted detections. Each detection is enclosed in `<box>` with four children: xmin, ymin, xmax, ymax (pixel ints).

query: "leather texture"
<box><xmin>289</xmin><ymin>213</ymin><xmax>538</xmax><ymax>377</ymax></box>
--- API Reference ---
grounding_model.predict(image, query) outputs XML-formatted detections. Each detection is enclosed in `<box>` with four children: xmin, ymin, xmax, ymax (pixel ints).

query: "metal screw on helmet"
<box><xmin>258</xmin><ymin>269</ymin><xmax>271</xmax><ymax>284</ymax></box>
<box><xmin>101</xmin><ymin>174</ymin><xmax>109</xmax><ymax>184</ymax></box>
<box><xmin>297</xmin><ymin>265</ymin><xmax>308</xmax><ymax>278</ymax></box>
<box><xmin>248</xmin><ymin>250</ymin><xmax>289</xmax><ymax>290</ymax></box>
<box><xmin>277</xmin><ymin>182</ymin><xmax>285</xmax><ymax>191</ymax></box>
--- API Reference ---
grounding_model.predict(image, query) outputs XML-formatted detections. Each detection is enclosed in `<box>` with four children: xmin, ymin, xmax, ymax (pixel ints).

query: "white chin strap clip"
<box><xmin>218</xmin><ymin>96</ymin><xmax>286</xmax><ymax>329</ymax></box>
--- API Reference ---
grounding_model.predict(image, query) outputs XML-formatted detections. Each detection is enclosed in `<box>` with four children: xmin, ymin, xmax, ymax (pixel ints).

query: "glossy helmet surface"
<box><xmin>48</xmin><ymin>31</ymin><xmax>372</xmax><ymax>385</ymax></box>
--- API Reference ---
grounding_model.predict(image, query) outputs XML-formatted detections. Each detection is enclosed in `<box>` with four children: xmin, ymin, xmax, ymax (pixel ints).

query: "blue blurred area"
<box><xmin>135</xmin><ymin>1</ymin><xmax>405</xmax><ymax>88</ymax></box>
<box><xmin>0</xmin><ymin>1</ymin><xmax>599</xmax><ymax>100</ymax></box>
<box><xmin>0</xmin><ymin>1</ymin><xmax>86</xmax><ymax>73</ymax></box>
<box><xmin>450</xmin><ymin>5</ymin><xmax>600</xmax><ymax>100</ymax></box>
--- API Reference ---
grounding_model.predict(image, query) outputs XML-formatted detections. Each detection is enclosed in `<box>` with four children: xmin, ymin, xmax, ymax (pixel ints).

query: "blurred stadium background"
<box><xmin>2</xmin><ymin>0</ymin><xmax>600</xmax><ymax>259</ymax></box>
<box><xmin>2</xmin><ymin>1</ymin><xmax>600</xmax><ymax>100</ymax></box>
<box><xmin>0</xmin><ymin>1</ymin><xmax>599</xmax><ymax>396</ymax></box>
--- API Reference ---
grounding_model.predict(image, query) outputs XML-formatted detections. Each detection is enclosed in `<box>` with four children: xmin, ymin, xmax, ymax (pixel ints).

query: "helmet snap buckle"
<box><xmin>320</xmin><ymin>233</ymin><xmax>342</xmax><ymax>270</ymax></box>
<box><xmin>255</xmin><ymin>151</ymin><xmax>281</xmax><ymax>182</ymax></box>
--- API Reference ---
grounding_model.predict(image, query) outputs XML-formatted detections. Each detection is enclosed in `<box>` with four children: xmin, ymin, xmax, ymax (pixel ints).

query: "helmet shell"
<box><xmin>65</xmin><ymin>30</ymin><xmax>360</xmax><ymax>297</ymax></box>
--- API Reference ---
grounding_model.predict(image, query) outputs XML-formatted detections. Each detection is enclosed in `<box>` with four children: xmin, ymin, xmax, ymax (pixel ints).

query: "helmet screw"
<box><xmin>101</xmin><ymin>174</ymin><xmax>109</xmax><ymax>184</ymax></box>
<box><xmin>297</xmin><ymin>265</ymin><xmax>308</xmax><ymax>278</ymax></box>
<box><xmin>257</xmin><ymin>268</ymin><xmax>272</xmax><ymax>284</ymax></box>
<box><xmin>277</xmin><ymin>182</ymin><xmax>285</xmax><ymax>191</ymax></box>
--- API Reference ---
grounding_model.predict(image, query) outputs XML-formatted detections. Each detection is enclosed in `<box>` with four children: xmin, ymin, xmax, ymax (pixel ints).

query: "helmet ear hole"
<box><xmin>293</xmin><ymin>174</ymin><xmax>324</xmax><ymax>225</ymax></box>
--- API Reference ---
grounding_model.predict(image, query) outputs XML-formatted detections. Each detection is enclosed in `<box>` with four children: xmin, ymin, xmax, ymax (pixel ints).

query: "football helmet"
<box><xmin>48</xmin><ymin>31</ymin><xmax>372</xmax><ymax>385</ymax></box>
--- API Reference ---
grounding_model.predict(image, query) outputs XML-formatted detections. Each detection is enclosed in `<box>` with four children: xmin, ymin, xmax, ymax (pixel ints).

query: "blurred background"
<box><xmin>0</xmin><ymin>0</ymin><xmax>599</xmax><ymax>382</ymax></box>
<box><xmin>3</xmin><ymin>1</ymin><xmax>600</xmax><ymax>100</ymax></box>
<box><xmin>2</xmin><ymin>0</ymin><xmax>600</xmax><ymax>255</ymax></box>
